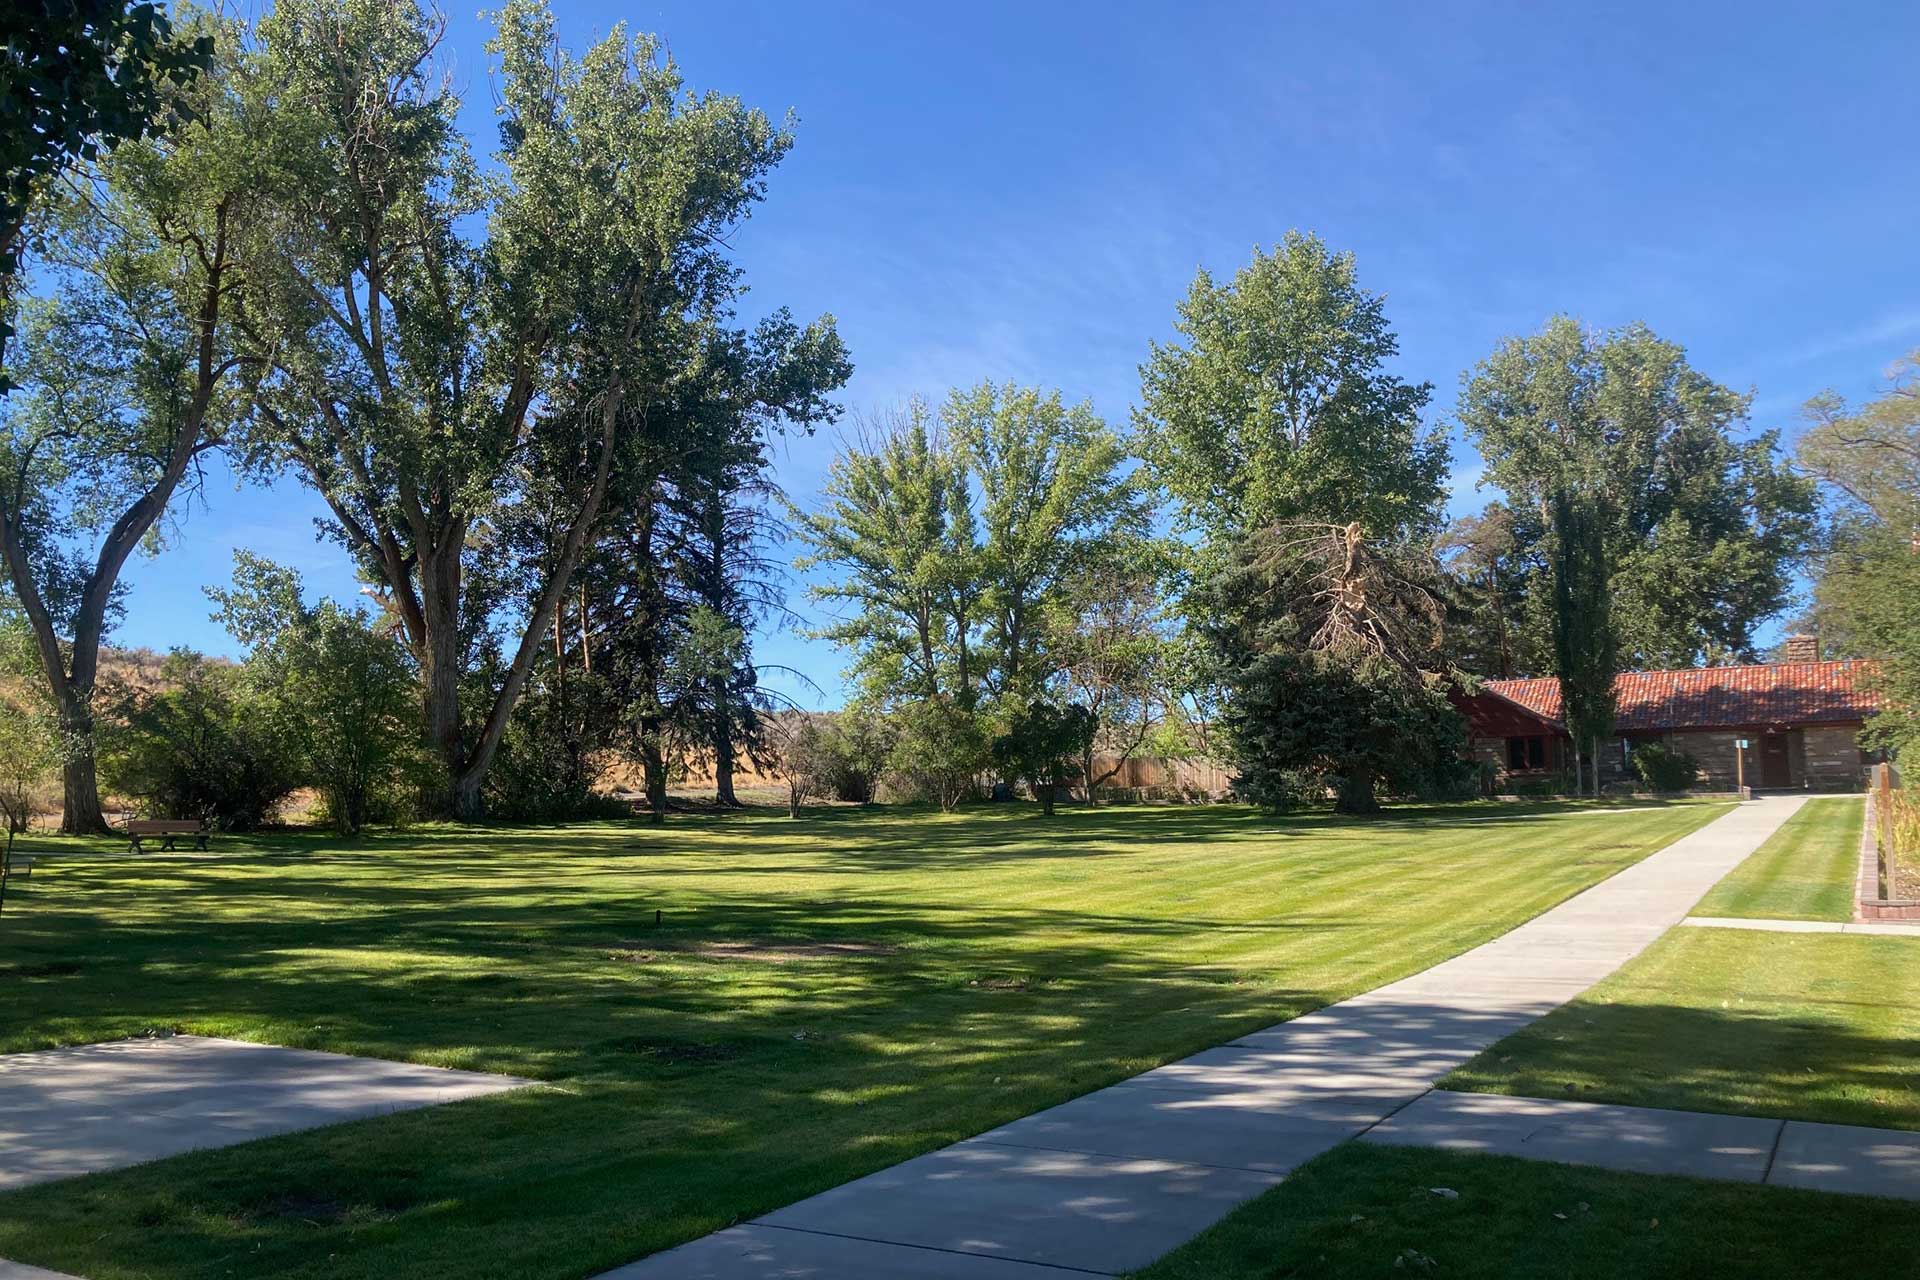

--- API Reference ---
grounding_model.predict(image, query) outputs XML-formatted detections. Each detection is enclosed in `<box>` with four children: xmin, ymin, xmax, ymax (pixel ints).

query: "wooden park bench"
<box><xmin>126</xmin><ymin>819</ymin><xmax>210</xmax><ymax>854</ymax></box>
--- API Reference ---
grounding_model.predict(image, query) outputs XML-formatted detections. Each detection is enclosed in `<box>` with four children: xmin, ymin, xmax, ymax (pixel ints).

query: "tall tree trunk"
<box><xmin>579</xmin><ymin>588</ymin><xmax>592</xmax><ymax>672</ymax></box>
<box><xmin>1334</xmin><ymin>770</ymin><xmax>1379</xmax><ymax>815</ymax></box>
<box><xmin>447</xmin><ymin>768</ymin><xmax>485</xmax><ymax>824</ymax></box>
<box><xmin>554</xmin><ymin>605</ymin><xmax>585</xmax><ymax>794</ymax></box>
<box><xmin>699</xmin><ymin>493</ymin><xmax>742</xmax><ymax>809</ymax></box>
<box><xmin>641</xmin><ymin>723</ymin><xmax>667</xmax><ymax>825</ymax></box>
<box><xmin>630</xmin><ymin>494</ymin><xmax>668</xmax><ymax>825</ymax></box>
<box><xmin>713</xmin><ymin>720</ymin><xmax>740</xmax><ymax>807</ymax></box>
<box><xmin>58</xmin><ymin>693</ymin><xmax>109</xmax><ymax>834</ymax></box>
<box><xmin>1490</xmin><ymin>579</ymin><xmax>1514</xmax><ymax>679</ymax></box>
<box><xmin>420</xmin><ymin>542</ymin><xmax>467</xmax><ymax>812</ymax></box>
<box><xmin>392</xmin><ymin>283</ymin><xmax>642</xmax><ymax>824</ymax></box>
<box><xmin>1040</xmin><ymin>781</ymin><xmax>1056</xmax><ymax>817</ymax></box>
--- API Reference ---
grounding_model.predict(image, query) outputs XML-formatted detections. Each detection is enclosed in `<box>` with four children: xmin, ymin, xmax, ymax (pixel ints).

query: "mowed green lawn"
<box><xmin>1146</xmin><ymin>796</ymin><xmax>1919</xmax><ymax>1280</ymax></box>
<box><xmin>1443</xmin><ymin>926</ymin><xmax>1920</xmax><ymax>1131</ymax></box>
<box><xmin>1691</xmin><ymin>796</ymin><xmax>1865</xmax><ymax>921</ymax></box>
<box><xmin>0</xmin><ymin>800</ymin><xmax>1726</xmax><ymax>1280</ymax></box>
<box><xmin>1448</xmin><ymin>796</ymin><xmax>1920</xmax><ymax>1131</ymax></box>
<box><xmin>1130</xmin><ymin>1142</ymin><xmax>1920</xmax><ymax>1280</ymax></box>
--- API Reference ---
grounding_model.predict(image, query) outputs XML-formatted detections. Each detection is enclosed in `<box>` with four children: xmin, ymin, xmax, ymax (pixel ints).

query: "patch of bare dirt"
<box><xmin>602</xmin><ymin>1036</ymin><xmax>742</xmax><ymax>1064</ymax></box>
<box><xmin>257</xmin><ymin>1194</ymin><xmax>354</xmax><ymax>1226</ymax></box>
<box><xmin>608</xmin><ymin>939</ymin><xmax>900</xmax><ymax>965</ymax></box>
<box><xmin>968</xmin><ymin>976</ymin><xmax>1031</xmax><ymax>991</ymax></box>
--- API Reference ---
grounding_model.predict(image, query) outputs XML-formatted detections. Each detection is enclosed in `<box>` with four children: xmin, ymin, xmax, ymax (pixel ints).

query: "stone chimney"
<box><xmin>1782</xmin><ymin>633</ymin><xmax>1820</xmax><ymax>663</ymax></box>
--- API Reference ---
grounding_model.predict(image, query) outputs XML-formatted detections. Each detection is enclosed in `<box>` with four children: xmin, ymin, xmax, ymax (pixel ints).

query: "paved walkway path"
<box><xmin>608</xmin><ymin>796</ymin><xmax>1812</xmax><ymax>1278</ymax></box>
<box><xmin>0</xmin><ymin>1261</ymin><xmax>81</xmax><ymax>1280</ymax></box>
<box><xmin>1682</xmin><ymin>915</ymin><xmax>1920</xmax><ymax>936</ymax></box>
<box><xmin>0</xmin><ymin>1035</ymin><xmax>528</xmax><ymax>1192</ymax></box>
<box><xmin>1368</xmin><ymin>1089</ymin><xmax>1920</xmax><ymax>1200</ymax></box>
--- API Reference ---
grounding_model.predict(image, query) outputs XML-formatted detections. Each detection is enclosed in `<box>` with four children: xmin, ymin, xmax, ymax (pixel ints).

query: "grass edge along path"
<box><xmin>1690</xmin><ymin>795</ymin><xmax>1864</xmax><ymax>922</ymax></box>
<box><xmin>0</xmin><ymin>801</ymin><xmax>1727</xmax><ymax>1280</ymax></box>
<box><xmin>1127</xmin><ymin>1141</ymin><xmax>1920</xmax><ymax>1280</ymax></box>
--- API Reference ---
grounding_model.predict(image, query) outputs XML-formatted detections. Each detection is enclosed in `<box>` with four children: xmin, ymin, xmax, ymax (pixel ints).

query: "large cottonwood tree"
<box><xmin>240</xmin><ymin>0</ymin><xmax>807</xmax><ymax>817</ymax></box>
<box><xmin>1456</xmin><ymin>318</ymin><xmax>1817</xmax><ymax>680</ymax></box>
<box><xmin>946</xmin><ymin>382</ymin><xmax>1150</xmax><ymax>707</ymax></box>
<box><xmin>1137</xmin><ymin>232</ymin><xmax>1448</xmax><ymax>553</ymax></box>
<box><xmin>796</xmin><ymin>385</ymin><xmax>1148</xmax><ymax>720</ymax></box>
<box><xmin>793</xmin><ymin>403</ymin><xmax>979</xmax><ymax>706</ymax></box>
<box><xmin>0</xmin><ymin>21</ymin><xmax>255</xmax><ymax>831</ymax></box>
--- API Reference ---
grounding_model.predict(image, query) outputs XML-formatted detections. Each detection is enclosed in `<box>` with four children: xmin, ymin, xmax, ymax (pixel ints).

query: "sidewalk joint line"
<box><xmin>1761</xmin><ymin>1119</ymin><xmax>1789</xmax><ymax>1183</ymax></box>
<box><xmin>1353</xmin><ymin>1087</ymin><xmax>1433</xmax><ymax>1139</ymax></box>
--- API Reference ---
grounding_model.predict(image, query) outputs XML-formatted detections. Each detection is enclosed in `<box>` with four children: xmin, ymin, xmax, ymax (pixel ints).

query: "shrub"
<box><xmin>0</xmin><ymin>688</ymin><xmax>60</xmax><ymax>833</ymax></box>
<box><xmin>1631</xmin><ymin>742</ymin><xmax>1700</xmax><ymax>793</ymax></box>
<box><xmin>101</xmin><ymin>651</ymin><xmax>299</xmax><ymax>829</ymax></box>
<box><xmin>762</xmin><ymin>709</ymin><xmax>900</xmax><ymax>814</ymax></box>
<box><xmin>1500</xmin><ymin>770</ymin><xmax>1579</xmax><ymax>798</ymax></box>
<box><xmin>821</xmin><ymin>707</ymin><xmax>894</xmax><ymax>803</ymax></box>
<box><xmin>991</xmin><ymin>700</ymin><xmax>1096</xmax><ymax>816</ymax></box>
<box><xmin>768</xmin><ymin>714</ymin><xmax>832</xmax><ymax>816</ymax></box>
<box><xmin>882</xmin><ymin>697</ymin><xmax>988</xmax><ymax>811</ymax></box>
<box><xmin>211</xmin><ymin>554</ymin><xmax>432</xmax><ymax>835</ymax></box>
<box><xmin>486</xmin><ymin>675</ymin><xmax>628</xmax><ymax>823</ymax></box>
<box><xmin>250</xmin><ymin>603</ymin><xmax>432</xmax><ymax>836</ymax></box>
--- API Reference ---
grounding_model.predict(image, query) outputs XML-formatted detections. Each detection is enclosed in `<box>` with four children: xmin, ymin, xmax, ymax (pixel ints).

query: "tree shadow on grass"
<box><xmin>0</xmin><ymin>883</ymin><xmax>1370</xmax><ymax>1074</ymax></box>
<box><xmin>0</xmin><ymin>878</ymin><xmax>1362</xmax><ymax>1278</ymax></box>
<box><xmin>1447</xmin><ymin>999</ymin><xmax>1920</xmax><ymax>1133</ymax></box>
<box><xmin>0</xmin><ymin>802</ymin><xmax>1739</xmax><ymax>1279</ymax></box>
<box><xmin>8</xmin><ymin>794</ymin><xmax>1694</xmax><ymax>873</ymax></box>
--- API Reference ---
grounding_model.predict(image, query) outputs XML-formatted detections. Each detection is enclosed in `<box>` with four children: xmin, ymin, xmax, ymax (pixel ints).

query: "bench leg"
<box><xmin>194</xmin><ymin>833</ymin><xmax>208</xmax><ymax>851</ymax></box>
<box><xmin>129</xmin><ymin>836</ymin><xmax>143</xmax><ymax>854</ymax></box>
<box><xmin>161</xmin><ymin>835</ymin><xmax>177</xmax><ymax>852</ymax></box>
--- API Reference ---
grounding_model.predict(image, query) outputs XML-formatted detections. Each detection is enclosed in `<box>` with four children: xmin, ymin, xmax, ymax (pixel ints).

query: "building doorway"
<box><xmin>1759</xmin><ymin>732</ymin><xmax>1792</xmax><ymax>788</ymax></box>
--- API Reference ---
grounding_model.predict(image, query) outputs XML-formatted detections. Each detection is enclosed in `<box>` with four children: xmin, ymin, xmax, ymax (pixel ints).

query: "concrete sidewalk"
<box><xmin>0</xmin><ymin>1035</ymin><xmax>528</xmax><ymax>1192</ymax></box>
<box><xmin>0</xmin><ymin>1262</ymin><xmax>83</xmax><ymax>1280</ymax></box>
<box><xmin>608</xmin><ymin>797</ymin><xmax>1811</xmax><ymax>1279</ymax></box>
<box><xmin>1367</xmin><ymin>1089</ymin><xmax>1920</xmax><ymax>1201</ymax></box>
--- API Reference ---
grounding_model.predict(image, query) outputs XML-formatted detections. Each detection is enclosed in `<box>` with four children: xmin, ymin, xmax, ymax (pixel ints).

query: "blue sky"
<box><xmin>123</xmin><ymin>1</ymin><xmax>1920</xmax><ymax>706</ymax></box>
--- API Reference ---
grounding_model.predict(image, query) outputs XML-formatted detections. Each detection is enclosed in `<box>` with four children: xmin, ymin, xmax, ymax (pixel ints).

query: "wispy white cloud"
<box><xmin>1776</xmin><ymin>309</ymin><xmax>1920</xmax><ymax>368</ymax></box>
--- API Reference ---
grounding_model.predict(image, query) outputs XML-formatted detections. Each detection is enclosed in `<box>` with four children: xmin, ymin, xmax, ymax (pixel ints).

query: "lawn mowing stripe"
<box><xmin>1691</xmin><ymin>797</ymin><xmax>1864</xmax><ymax>922</ymax></box>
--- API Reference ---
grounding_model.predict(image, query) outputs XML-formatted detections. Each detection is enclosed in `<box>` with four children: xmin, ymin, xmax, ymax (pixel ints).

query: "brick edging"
<box><xmin>1857</xmin><ymin>788</ymin><xmax>1920</xmax><ymax>920</ymax></box>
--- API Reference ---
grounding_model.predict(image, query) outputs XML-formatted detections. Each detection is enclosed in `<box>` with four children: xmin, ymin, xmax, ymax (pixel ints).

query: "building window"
<box><xmin>1507</xmin><ymin>736</ymin><xmax>1547</xmax><ymax>770</ymax></box>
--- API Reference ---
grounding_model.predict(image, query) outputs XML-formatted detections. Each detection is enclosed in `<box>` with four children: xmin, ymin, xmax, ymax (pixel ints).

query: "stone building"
<box><xmin>1456</xmin><ymin>637</ymin><xmax>1880</xmax><ymax>792</ymax></box>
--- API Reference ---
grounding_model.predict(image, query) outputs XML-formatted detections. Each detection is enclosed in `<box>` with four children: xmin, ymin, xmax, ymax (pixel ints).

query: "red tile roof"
<box><xmin>1480</xmin><ymin>661</ymin><xmax>1881</xmax><ymax>733</ymax></box>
